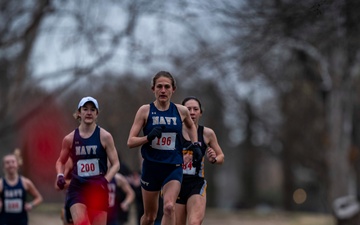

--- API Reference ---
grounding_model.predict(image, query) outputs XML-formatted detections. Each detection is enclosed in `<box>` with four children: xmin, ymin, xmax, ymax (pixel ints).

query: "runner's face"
<box><xmin>3</xmin><ymin>155</ymin><xmax>18</xmax><ymax>174</ymax></box>
<box><xmin>184</xmin><ymin>99</ymin><xmax>202</xmax><ymax>124</ymax></box>
<box><xmin>80</xmin><ymin>102</ymin><xmax>98</xmax><ymax>124</ymax></box>
<box><xmin>153</xmin><ymin>77</ymin><xmax>174</xmax><ymax>103</ymax></box>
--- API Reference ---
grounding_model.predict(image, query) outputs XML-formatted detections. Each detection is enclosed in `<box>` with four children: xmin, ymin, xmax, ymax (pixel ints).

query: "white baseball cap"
<box><xmin>78</xmin><ymin>96</ymin><xmax>99</xmax><ymax>110</ymax></box>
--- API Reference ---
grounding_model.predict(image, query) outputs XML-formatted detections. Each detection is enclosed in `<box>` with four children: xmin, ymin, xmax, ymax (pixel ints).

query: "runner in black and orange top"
<box><xmin>176</xmin><ymin>96</ymin><xmax>225</xmax><ymax>225</ymax></box>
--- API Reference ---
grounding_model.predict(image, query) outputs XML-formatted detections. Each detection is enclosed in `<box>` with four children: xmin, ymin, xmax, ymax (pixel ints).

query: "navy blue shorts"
<box><xmin>0</xmin><ymin>216</ymin><xmax>27</xmax><ymax>225</ymax></box>
<box><xmin>176</xmin><ymin>175</ymin><xmax>207</xmax><ymax>204</ymax></box>
<box><xmin>66</xmin><ymin>176</ymin><xmax>109</xmax><ymax>212</ymax></box>
<box><xmin>141</xmin><ymin>160</ymin><xmax>183</xmax><ymax>191</ymax></box>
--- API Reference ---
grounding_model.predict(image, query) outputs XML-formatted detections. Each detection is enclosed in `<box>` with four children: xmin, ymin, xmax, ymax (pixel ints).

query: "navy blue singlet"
<box><xmin>70</xmin><ymin>125</ymin><xmax>108</xmax><ymax>182</ymax></box>
<box><xmin>106</xmin><ymin>178</ymin><xmax>118</xmax><ymax>225</ymax></box>
<box><xmin>65</xmin><ymin>125</ymin><xmax>109</xmax><ymax>211</ymax></box>
<box><xmin>0</xmin><ymin>177</ymin><xmax>28</xmax><ymax>225</ymax></box>
<box><xmin>141</xmin><ymin>102</ymin><xmax>183</xmax><ymax>164</ymax></box>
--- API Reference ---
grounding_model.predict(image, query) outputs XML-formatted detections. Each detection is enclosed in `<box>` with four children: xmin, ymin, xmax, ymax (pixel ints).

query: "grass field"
<box><xmin>28</xmin><ymin>203</ymin><xmax>336</xmax><ymax>225</ymax></box>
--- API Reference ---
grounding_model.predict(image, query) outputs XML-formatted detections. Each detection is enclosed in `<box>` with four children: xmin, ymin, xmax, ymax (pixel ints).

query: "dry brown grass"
<box><xmin>28</xmin><ymin>203</ymin><xmax>336</xmax><ymax>225</ymax></box>
<box><xmin>203</xmin><ymin>209</ymin><xmax>336</xmax><ymax>225</ymax></box>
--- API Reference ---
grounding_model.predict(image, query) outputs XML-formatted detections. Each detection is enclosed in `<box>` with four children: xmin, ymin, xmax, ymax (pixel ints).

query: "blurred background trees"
<box><xmin>2</xmin><ymin>0</ymin><xmax>360</xmax><ymax>217</ymax></box>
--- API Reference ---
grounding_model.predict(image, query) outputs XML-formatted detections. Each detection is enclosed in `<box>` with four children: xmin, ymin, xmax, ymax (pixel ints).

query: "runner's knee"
<box><xmin>188</xmin><ymin>219</ymin><xmax>203</xmax><ymax>225</ymax></box>
<box><xmin>142</xmin><ymin>214</ymin><xmax>157</xmax><ymax>225</ymax></box>
<box><xmin>163</xmin><ymin>201</ymin><xmax>175</xmax><ymax>216</ymax></box>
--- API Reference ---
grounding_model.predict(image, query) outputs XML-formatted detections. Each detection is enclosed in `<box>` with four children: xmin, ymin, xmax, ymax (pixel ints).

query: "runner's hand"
<box><xmin>56</xmin><ymin>174</ymin><xmax>66</xmax><ymax>190</ymax></box>
<box><xmin>147</xmin><ymin>126</ymin><xmax>163</xmax><ymax>142</ymax></box>
<box><xmin>190</xmin><ymin>142</ymin><xmax>203</xmax><ymax>168</ymax></box>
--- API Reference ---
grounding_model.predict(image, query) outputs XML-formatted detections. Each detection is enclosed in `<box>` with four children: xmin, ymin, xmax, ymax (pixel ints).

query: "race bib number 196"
<box><xmin>77</xmin><ymin>158</ymin><xmax>100</xmax><ymax>177</ymax></box>
<box><xmin>151</xmin><ymin>132</ymin><xmax>176</xmax><ymax>150</ymax></box>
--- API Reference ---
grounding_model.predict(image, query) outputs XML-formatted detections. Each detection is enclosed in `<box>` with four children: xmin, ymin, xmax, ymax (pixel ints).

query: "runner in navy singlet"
<box><xmin>0</xmin><ymin>153</ymin><xmax>43</xmax><ymax>225</ymax></box>
<box><xmin>175</xmin><ymin>96</ymin><xmax>225</xmax><ymax>225</ymax></box>
<box><xmin>106</xmin><ymin>173</ymin><xmax>135</xmax><ymax>225</ymax></box>
<box><xmin>55</xmin><ymin>96</ymin><xmax>120</xmax><ymax>225</ymax></box>
<box><xmin>127</xmin><ymin>71</ymin><xmax>200</xmax><ymax>225</ymax></box>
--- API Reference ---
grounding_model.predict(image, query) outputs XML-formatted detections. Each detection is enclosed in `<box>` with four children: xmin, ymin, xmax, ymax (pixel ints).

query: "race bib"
<box><xmin>108</xmin><ymin>183</ymin><xmax>116</xmax><ymax>207</ymax></box>
<box><xmin>182</xmin><ymin>161</ymin><xmax>196</xmax><ymax>175</ymax></box>
<box><xmin>182</xmin><ymin>150</ymin><xmax>195</xmax><ymax>175</ymax></box>
<box><xmin>151</xmin><ymin>132</ymin><xmax>176</xmax><ymax>150</ymax></box>
<box><xmin>77</xmin><ymin>158</ymin><xmax>100</xmax><ymax>177</ymax></box>
<box><xmin>4</xmin><ymin>199</ymin><xmax>22</xmax><ymax>213</ymax></box>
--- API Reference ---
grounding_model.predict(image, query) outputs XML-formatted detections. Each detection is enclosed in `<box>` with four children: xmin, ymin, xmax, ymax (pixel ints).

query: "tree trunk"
<box><xmin>326</xmin><ymin>83</ymin><xmax>354</xmax><ymax>206</ymax></box>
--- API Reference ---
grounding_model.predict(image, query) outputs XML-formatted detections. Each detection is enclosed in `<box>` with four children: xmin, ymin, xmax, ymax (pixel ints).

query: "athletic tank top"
<box><xmin>107</xmin><ymin>177</ymin><xmax>118</xmax><ymax>224</ymax></box>
<box><xmin>141</xmin><ymin>102</ymin><xmax>183</xmax><ymax>164</ymax></box>
<box><xmin>0</xmin><ymin>177</ymin><xmax>28</xmax><ymax>224</ymax></box>
<box><xmin>181</xmin><ymin>125</ymin><xmax>207</xmax><ymax>178</ymax></box>
<box><xmin>70</xmin><ymin>125</ymin><xmax>107</xmax><ymax>182</ymax></box>
<box><xmin>106</xmin><ymin>176</ymin><xmax>129</xmax><ymax>224</ymax></box>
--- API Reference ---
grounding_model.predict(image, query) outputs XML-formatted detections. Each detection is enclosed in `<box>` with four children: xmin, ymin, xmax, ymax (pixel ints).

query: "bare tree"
<box><xmin>204</xmin><ymin>0</ymin><xmax>360</xmax><ymax>213</ymax></box>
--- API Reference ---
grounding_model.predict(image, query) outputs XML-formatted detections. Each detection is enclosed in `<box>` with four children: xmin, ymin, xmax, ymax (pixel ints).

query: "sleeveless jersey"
<box><xmin>0</xmin><ymin>177</ymin><xmax>28</xmax><ymax>225</ymax></box>
<box><xmin>181</xmin><ymin>125</ymin><xmax>207</xmax><ymax>178</ymax></box>
<box><xmin>70</xmin><ymin>125</ymin><xmax>108</xmax><ymax>182</ymax></box>
<box><xmin>107</xmin><ymin>177</ymin><xmax>129</xmax><ymax>224</ymax></box>
<box><xmin>141</xmin><ymin>102</ymin><xmax>183</xmax><ymax>164</ymax></box>
<box><xmin>107</xmin><ymin>178</ymin><xmax>118</xmax><ymax>224</ymax></box>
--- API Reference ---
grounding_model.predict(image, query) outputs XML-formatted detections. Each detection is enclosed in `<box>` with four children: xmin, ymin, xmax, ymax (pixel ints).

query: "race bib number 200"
<box><xmin>77</xmin><ymin>158</ymin><xmax>100</xmax><ymax>177</ymax></box>
<box><xmin>151</xmin><ymin>132</ymin><xmax>176</xmax><ymax>150</ymax></box>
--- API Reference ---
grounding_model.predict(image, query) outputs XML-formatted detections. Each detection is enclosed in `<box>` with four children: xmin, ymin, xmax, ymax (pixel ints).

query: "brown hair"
<box><xmin>151</xmin><ymin>71</ymin><xmax>176</xmax><ymax>90</ymax></box>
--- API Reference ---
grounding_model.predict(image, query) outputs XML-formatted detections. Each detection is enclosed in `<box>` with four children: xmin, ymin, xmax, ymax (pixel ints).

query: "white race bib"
<box><xmin>182</xmin><ymin>161</ymin><xmax>196</xmax><ymax>175</ymax></box>
<box><xmin>108</xmin><ymin>183</ymin><xmax>116</xmax><ymax>207</ymax></box>
<box><xmin>77</xmin><ymin>158</ymin><xmax>100</xmax><ymax>177</ymax></box>
<box><xmin>5</xmin><ymin>199</ymin><xmax>22</xmax><ymax>213</ymax></box>
<box><xmin>151</xmin><ymin>132</ymin><xmax>176</xmax><ymax>150</ymax></box>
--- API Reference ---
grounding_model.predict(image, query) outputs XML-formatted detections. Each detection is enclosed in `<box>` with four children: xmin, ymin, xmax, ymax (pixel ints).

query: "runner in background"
<box><xmin>126</xmin><ymin>160</ymin><xmax>163</xmax><ymax>225</ymax></box>
<box><xmin>107</xmin><ymin>172</ymin><xmax>135</xmax><ymax>225</ymax></box>
<box><xmin>0</xmin><ymin>150</ymin><xmax>43</xmax><ymax>225</ymax></box>
<box><xmin>176</xmin><ymin>96</ymin><xmax>225</xmax><ymax>225</ymax></box>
